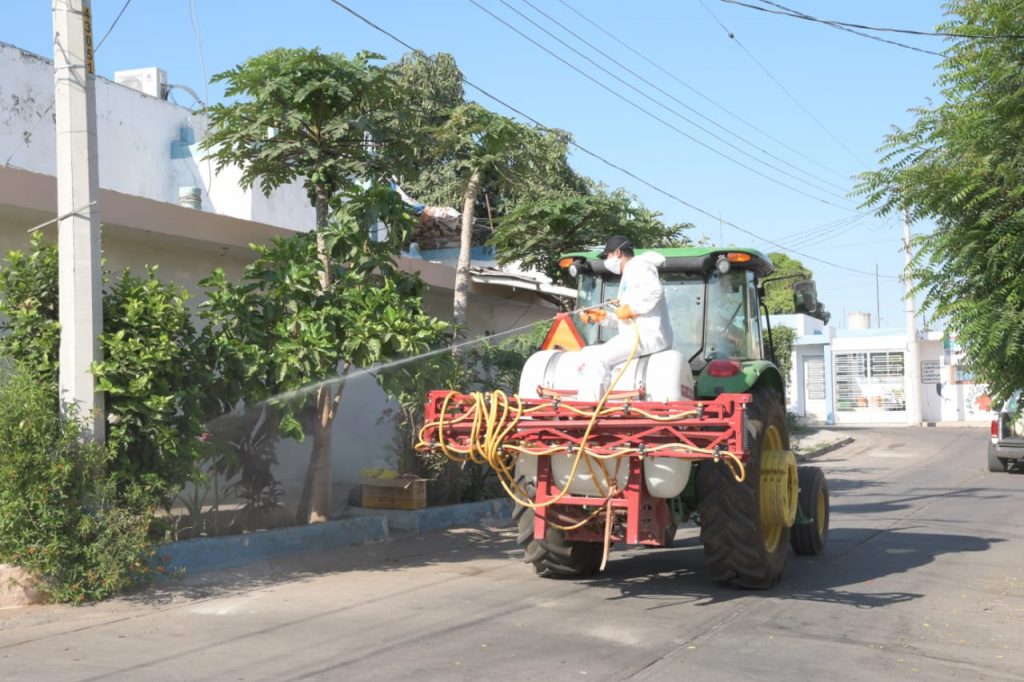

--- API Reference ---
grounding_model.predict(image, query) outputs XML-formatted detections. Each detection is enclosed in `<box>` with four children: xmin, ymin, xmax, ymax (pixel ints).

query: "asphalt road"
<box><xmin>2</xmin><ymin>426</ymin><xmax>1022</xmax><ymax>681</ymax></box>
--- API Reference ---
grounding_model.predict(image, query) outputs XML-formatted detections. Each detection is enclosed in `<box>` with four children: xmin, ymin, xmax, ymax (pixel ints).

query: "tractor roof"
<box><xmin>562</xmin><ymin>246</ymin><xmax>775</xmax><ymax>278</ymax></box>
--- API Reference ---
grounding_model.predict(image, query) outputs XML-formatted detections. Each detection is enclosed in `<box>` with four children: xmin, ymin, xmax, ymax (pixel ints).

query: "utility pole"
<box><xmin>903</xmin><ymin>209</ymin><xmax>922</xmax><ymax>426</ymax></box>
<box><xmin>875</xmin><ymin>264</ymin><xmax>880</xmax><ymax>328</ymax></box>
<box><xmin>53</xmin><ymin>0</ymin><xmax>104</xmax><ymax>440</ymax></box>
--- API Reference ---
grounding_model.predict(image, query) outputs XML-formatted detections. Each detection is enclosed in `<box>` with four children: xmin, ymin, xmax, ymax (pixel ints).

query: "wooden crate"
<box><xmin>361</xmin><ymin>477</ymin><xmax>427</xmax><ymax>510</ymax></box>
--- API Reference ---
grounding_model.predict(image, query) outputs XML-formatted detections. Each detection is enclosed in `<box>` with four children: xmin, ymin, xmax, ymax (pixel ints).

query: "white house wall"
<box><xmin>0</xmin><ymin>43</ymin><xmax>313</xmax><ymax>231</ymax></box>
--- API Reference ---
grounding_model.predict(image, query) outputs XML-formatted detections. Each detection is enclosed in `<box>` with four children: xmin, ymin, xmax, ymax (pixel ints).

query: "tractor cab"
<box><xmin>562</xmin><ymin>246</ymin><xmax>818</xmax><ymax>399</ymax></box>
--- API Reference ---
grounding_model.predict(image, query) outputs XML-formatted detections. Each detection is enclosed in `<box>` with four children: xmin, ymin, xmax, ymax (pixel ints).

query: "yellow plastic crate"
<box><xmin>361</xmin><ymin>478</ymin><xmax>427</xmax><ymax>510</ymax></box>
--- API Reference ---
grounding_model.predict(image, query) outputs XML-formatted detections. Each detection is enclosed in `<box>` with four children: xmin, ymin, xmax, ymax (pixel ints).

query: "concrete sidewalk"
<box><xmin>792</xmin><ymin>426</ymin><xmax>855</xmax><ymax>460</ymax></box>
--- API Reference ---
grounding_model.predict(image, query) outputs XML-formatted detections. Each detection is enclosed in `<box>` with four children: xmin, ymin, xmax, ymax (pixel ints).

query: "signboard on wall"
<box><xmin>921</xmin><ymin>360</ymin><xmax>941</xmax><ymax>383</ymax></box>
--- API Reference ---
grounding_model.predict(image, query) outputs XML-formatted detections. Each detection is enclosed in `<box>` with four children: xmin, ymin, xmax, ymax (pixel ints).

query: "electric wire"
<box><xmin>514</xmin><ymin>0</ymin><xmax>850</xmax><ymax>195</ymax></box>
<box><xmin>698</xmin><ymin>0</ymin><xmax>869</xmax><ymax>167</ymax></box>
<box><xmin>556</xmin><ymin>0</ymin><xmax>849</xmax><ymax>182</ymax></box>
<box><xmin>94</xmin><ymin>0</ymin><xmax>133</xmax><ymax>51</ymax></box>
<box><xmin>728</xmin><ymin>0</ymin><xmax>1024</xmax><ymax>41</ymax></box>
<box><xmin>722</xmin><ymin>0</ymin><xmax>942</xmax><ymax>57</ymax></box>
<box><xmin>4</xmin><ymin>1</ymin><xmax>130</xmax><ymax>166</ymax></box>
<box><xmin>470</xmin><ymin>0</ymin><xmax>854</xmax><ymax>209</ymax></box>
<box><xmin>327</xmin><ymin>0</ymin><xmax>897</xmax><ymax>279</ymax></box>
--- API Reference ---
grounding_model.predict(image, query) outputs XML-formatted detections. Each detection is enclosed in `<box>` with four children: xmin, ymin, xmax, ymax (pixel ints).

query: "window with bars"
<box><xmin>835</xmin><ymin>351</ymin><xmax>905</xmax><ymax>411</ymax></box>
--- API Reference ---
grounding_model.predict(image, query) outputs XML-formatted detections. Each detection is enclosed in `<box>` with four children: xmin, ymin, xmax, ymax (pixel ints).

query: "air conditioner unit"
<box><xmin>114</xmin><ymin>67</ymin><xmax>167</xmax><ymax>99</ymax></box>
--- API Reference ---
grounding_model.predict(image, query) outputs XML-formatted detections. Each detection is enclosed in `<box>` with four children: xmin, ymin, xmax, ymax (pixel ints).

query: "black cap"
<box><xmin>598</xmin><ymin>235</ymin><xmax>633</xmax><ymax>259</ymax></box>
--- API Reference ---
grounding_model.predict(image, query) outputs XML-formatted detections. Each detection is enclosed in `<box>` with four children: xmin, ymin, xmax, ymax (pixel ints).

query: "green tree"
<box><xmin>856</xmin><ymin>0</ymin><xmax>1023</xmax><ymax>402</ymax></box>
<box><xmin>763</xmin><ymin>252</ymin><xmax>830</xmax><ymax>323</ymax></box>
<box><xmin>433</xmin><ymin>103</ymin><xmax>571</xmax><ymax>331</ymax></box>
<box><xmin>200</xmin><ymin>187</ymin><xmax>449</xmax><ymax>523</ymax></box>
<box><xmin>493</xmin><ymin>187</ymin><xmax>693</xmax><ymax>286</ymax></box>
<box><xmin>201</xmin><ymin>48</ymin><xmax>417</xmax><ymax>522</ymax></box>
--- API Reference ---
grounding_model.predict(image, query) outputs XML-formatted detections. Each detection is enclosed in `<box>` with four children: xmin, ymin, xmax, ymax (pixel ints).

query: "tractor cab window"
<box><xmin>662</xmin><ymin>275</ymin><xmax>706</xmax><ymax>362</ymax></box>
<box><xmin>704</xmin><ymin>269</ymin><xmax>763</xmax><ymax>361</ymax></box>
<box><xmin>576</xmin><ymin>273</ymin><xmax>614</xmax><ymax>345</ymax></box>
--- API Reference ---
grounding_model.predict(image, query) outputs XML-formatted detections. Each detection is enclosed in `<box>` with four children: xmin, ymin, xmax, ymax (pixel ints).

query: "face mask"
<box><xmin>605</xmin><ymin>256</ymin><xmax>622</xmax><ymax>275</ymax></box>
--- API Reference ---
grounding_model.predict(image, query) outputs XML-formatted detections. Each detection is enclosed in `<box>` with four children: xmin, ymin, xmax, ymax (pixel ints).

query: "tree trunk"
<box><xmin>299</xmin><ymin>185</ymin><xmax>334</xmax><ymax>524</ymax></box>
<box><xmin>452</xmin><ymin>171</ymin><xmax>480</xmax><ymax>334</ymax></box>
<box><xmin>306</xmin><ymin>385</ymin><xmax>333</xmax><ymax>523</ymax></box>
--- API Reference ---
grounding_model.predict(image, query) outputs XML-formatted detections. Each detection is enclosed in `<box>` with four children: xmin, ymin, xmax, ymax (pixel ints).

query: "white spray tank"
<box><xmin>515</xmin><ymin>348</ymin><xmax>695</xmax><ymax>499</ymax></box>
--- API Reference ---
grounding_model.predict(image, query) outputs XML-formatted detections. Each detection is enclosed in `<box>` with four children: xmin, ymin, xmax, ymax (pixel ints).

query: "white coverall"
<box><xmin>575</xmin><ymin>251</ymin><xmax>673</xmax><ymax>401</ymax></box>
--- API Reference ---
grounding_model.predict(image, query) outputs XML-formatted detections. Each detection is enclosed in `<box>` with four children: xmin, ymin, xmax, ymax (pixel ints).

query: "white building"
<box><xmin>0</xmin><ymin>42</ymin><xmax>567</xmax><ymax>513</ymax></box>
<box><xmin>775</xmin><ymin>312</ymin><xmax>990</xmax><ymax>427</ymax></box>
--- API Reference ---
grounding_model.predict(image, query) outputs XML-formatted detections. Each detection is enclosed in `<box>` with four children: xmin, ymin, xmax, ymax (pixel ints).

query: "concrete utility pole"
<box><xmin>53</xmin><ymin>0</ymin><xmax>104</xmax><ymax>440</ymax></box>
<box><xmin>903</xmin><ymin>209</ymin><xmax>922</xmax><ymax>426</ymax></box>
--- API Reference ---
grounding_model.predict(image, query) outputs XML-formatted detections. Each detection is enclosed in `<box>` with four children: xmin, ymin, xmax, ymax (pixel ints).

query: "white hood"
<box><xmin>636</xmin><ymin>251</ymin><xmax>666</xmax><ymax>268</ymax></box>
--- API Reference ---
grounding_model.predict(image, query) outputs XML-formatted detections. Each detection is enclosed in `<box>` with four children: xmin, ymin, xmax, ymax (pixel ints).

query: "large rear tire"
<box><xmin>697</xmin><ymin>386</ymin><xmax>795</xmax><ymax>589</ymax></box>
<box><xmin>790</xmin><ymin>466</ymin><xmax>828</xmax><ymax>555</ymax></box>
<box><xmin>514</xmin><ymin>503</ymin><xmax>603</xmax><ymax>579</ymax></box>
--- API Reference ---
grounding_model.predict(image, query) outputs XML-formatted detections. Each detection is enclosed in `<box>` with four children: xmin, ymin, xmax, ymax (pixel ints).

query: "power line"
<box><xmin>556</xmin><ymin>0</ymin><xmax>849</xmax><ymax>182</ymax></box>
<box><xmin>729</xmin><ymin>0</ymin><xmax>1024</xmax><ymax>41</ymax></box>
<box><xmin>515</xmin><ymin>0</ymin><xmax>849</xmax><ymax>195</ymax></box>
<box><xmin>721</xmin><ymin>0</ymin><xmax>943</xmax><ymax>57</ymax></box>
<box><xmin>697</xmin><ymin>0</ymin><xmax>869</xmax><ymax>168</ymax></box>
<box><xmin>5</xmin><ymin>1</ymin><xmax>131</xmax><ymax>166</ymax></box>
<box><xmin>325</xmin><ymin>0</ymin><xmax>898</xmax><ymax>280</ymax></box>
<box><xmin>468</xmin><ymin>0</ymin><xmax>854</xmax><ymax>209</ymax></box>
<box><xmin>94</xmin><ymin>0</ymin><xmax>133</xmax><ymax>51</ymax></box>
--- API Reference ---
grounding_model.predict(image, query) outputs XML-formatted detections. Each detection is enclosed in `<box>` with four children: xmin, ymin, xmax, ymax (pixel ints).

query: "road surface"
<box><xmin>1</xmin><ymin>426</ymin><xmax>1022</xmax><ymax>681</ymax></box>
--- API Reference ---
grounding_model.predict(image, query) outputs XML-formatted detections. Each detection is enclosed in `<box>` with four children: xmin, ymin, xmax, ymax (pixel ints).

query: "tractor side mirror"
<box><xmin>793</xmin><ymin>280</ymin><xmax>818</xmax><ymax>314</ymax></box>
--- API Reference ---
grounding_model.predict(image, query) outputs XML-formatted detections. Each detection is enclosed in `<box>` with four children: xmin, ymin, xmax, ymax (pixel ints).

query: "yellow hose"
<box><xmin>415</xmin><ymin>320</ymin><xmax>747</xmax><ymax>518</ymax></box>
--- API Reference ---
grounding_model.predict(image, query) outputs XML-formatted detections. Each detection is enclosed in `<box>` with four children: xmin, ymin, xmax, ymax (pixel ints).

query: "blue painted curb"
<box><xmin>349</xmin><ymin>498</ymin><xmax>514</xmax><ymax>533</ymax></box>
<box><xmin>157</xmin><ymin>499</ymin><xmax>516</xmax><ymax>577</ymax></box>
<box><xmin>157</xmin><ymin>514</ymin><xmax>389</xmax><ymax>576</ymax></box>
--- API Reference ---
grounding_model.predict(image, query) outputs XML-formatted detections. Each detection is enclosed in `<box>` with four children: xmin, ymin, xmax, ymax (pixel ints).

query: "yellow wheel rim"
<box><xmin>759</xmin><ymin>425</ymin><xmax>798</xmax><ymax>553</ymax></box>
<box><xmin>815</xmin><ymin>486</ymin><xmax>827</xmax><ymax>535</ymax></box>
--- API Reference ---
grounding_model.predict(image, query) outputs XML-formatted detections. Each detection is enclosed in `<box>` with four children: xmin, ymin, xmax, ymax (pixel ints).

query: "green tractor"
<box><xmin>419</xmin><ymin>246</ymin><xmax>830</xmax><ymax>588</ymax></box>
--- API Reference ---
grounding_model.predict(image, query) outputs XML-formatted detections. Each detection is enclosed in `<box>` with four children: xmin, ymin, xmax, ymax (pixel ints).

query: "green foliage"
<box><xmin>0</xmin><ymin>366</ymin><xmax>155</xmax><ymax>603</ymax></box>
<box><xmin>855</xmin><ymin>0</ymin><xmax>1024</xmax><ymax>403</ymax></box>
<box><xmin>493</xmin><ymin>188</ymin><xmax>694</xmax><ymax>285</ymax></box>
<box><xmin>0</xmin><ymin>233</ymin><xmax>60</xmax><ymax>382</ymax></box>
<box><xmin>201</xmin><ymin>185</ymin><xmax>450</xmax><ymax>441</ymax></box>
<box><xmin>763</xmin><ymin>252</ymin><xmax>830</xmax><ymax>323</ymax></box>
<box><xmin>0</xmin><ymin>238</ymin><xmax>214</xmax><ymax>504</ymax></box>
<box><xmin>94</xmin><ymin>269</ymin><xmax>211</xmax><ymax>499</ymax></box>
<box><xmin>202</xmin><ymin>48</ymin><xmax>407</xmax><ymax>209</ymax></box>
<box><xmin>435</xmin><ymin>103</ymin><xmax>570</xmax><ymax>192</ymax></box>
<box><xmin>769</xmin><ymin>324</ymin><xmax>797</xmax><ymax>391</ymax></box>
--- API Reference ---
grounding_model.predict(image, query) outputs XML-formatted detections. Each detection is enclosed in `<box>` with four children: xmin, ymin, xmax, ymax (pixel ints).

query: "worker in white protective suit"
<box><xmin>575</xmin><ymin>235</ymin><xmax>673</xmax><ymax>402</ymax></box>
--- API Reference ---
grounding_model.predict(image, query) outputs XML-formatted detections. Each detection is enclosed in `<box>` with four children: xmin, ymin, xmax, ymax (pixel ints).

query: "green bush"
<box><xmin>0</xmin><ymin>366</ymin><xmax>155</xmax><ymax>603</ymax></box>
<box><xmin>0</xmin><ymin>238</ymin><xmax>212</xmax><ymax>503</ymax></box>
<box><xmin>96</xmin><ymin>268</ymin><xmax>212</xmax><ymax>499</ymax></box>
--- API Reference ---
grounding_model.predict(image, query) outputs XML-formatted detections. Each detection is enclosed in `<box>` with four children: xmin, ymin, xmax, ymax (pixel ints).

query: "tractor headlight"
<box><xmin>716</xmin><ymin>255</ymin><xmax>731</xmax><ymax>274</ymax></box>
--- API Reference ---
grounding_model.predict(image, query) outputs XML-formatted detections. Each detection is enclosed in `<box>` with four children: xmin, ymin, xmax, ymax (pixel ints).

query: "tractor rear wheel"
<box><xmin>697</xmin><ymin>386</ymin><xmax>796</xmax><ymax>589</ymax></box>
<box><xmin>790</xmin><ymin>466</ymin><xmax>829</xmax><ymax>555</ymax></box>
<box><xmin>514</xmin><ymin>503</ymin><xmax>602</xmax><ymax>579</ymax></box>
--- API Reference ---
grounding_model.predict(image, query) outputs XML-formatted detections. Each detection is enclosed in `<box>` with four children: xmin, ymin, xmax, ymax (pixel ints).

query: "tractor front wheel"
<box><xmin>790</xmin><ymin>466</ymin><xmax>829</xmax><ymax>555</ymax></box>
<box><xmin>697</xmin><ymin>386</ymin><xmax>796</xmax><ymax>589</ymax></box>
<box><xmin>514</xmin><ymin>504</ymin><xmax>603</xmax><ymax>579</ymax></box>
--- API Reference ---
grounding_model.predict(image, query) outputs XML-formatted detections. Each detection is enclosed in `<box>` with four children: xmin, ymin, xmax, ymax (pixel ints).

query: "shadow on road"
<box><xmin>829</xmin><ymin>485</ymin><xmax>1010</xmax><ymax>514</ymax></box>
<box><xmin>123</xmin><ymin>526</ymin><xmax>522</xmax><ymax>607</ymax></box>
<box><xmin>588</xmin><ymin>526</ymin><xmax>1002</xmax><ymax>611</ymax></box>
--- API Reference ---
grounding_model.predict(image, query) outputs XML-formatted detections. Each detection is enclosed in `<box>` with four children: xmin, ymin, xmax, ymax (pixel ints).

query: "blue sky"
<box><xmin>3</xmin><ymin>1</ymin><xmax>951</xmax><ymax>329</ymax></box>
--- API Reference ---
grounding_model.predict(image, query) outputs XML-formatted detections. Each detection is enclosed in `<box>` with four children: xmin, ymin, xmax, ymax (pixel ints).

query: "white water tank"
<box><xmin>848</xmin><ymin>311</ymin><xmax>871</xmax><ymax>330</ymax></box>
<box><xmin>515</xmin><ymin>348</ymin><xmax>695</xmax><ymax>499</ymax></box>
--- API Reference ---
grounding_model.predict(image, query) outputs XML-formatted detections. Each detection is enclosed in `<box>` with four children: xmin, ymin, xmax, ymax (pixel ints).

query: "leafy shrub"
<box><xmin>0</xmin><ymin>366</ymin><xmax>155</xmax><ymax>603</ymax></box>
<box><xmin>0</xmin><ymin>233</ymin><xmax>60</xmax><ymax>382</ymax></box>
<box><xmin>95</xmin><ymin>268</ymin><xmax>212</xmax><ymax>500</ymax></box>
